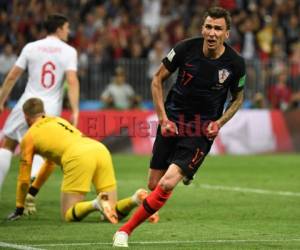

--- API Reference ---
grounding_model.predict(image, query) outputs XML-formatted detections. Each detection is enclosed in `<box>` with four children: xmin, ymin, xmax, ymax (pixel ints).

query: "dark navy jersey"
<box><xmin>162</xmin><ymin>37</ymin><xmax>246</xmax><ymax>123</ymax></box>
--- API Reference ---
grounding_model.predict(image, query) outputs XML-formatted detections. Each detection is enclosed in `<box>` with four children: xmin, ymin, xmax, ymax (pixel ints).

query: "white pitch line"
<box><xmin>0</xmin><ymin>242</ymin><xmax>44</xmax><ymax>250</ymax></box>
<box><xmin>31</xmin><ymin>239</ymin><xmax>300</xmax><ymax>247</ymax></box>
<box><xmin>200</xmin><ymin>184</ymin><xmax>300</xmax><ymax>197</ymax></box>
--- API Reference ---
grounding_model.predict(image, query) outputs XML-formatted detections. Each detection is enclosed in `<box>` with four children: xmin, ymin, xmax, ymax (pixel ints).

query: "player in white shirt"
<box><xmin>0</xmin><ymin>14</ymin><xmax>80</xmax><ymax>191</ymax></box>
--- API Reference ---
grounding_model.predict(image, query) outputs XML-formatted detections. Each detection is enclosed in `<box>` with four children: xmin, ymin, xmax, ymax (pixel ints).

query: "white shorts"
<box><xmin>2</xmin><ymin>94</ymin><xmax>62</xmax><ymax>142</ymax></box>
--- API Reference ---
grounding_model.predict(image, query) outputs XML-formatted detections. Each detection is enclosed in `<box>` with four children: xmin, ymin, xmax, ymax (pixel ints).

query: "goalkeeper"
<box><xmin>7</xmin><ymin>97</ymin><xmax>148</xmax><ymax>223</ymax></box>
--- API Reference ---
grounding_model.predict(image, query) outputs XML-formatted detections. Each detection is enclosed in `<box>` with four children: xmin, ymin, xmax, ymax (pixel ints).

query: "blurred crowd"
<box><xmin>0</xmin><ymin>0</ymin><xmax>300</xmax><ymax>110</ymax></box>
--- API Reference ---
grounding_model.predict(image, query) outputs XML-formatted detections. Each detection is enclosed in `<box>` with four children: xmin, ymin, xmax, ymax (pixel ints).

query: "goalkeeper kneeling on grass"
<box><xmin>7</xmin><ymin>97</ymin><xmax>152</xmax><ymax>223</ymax></box>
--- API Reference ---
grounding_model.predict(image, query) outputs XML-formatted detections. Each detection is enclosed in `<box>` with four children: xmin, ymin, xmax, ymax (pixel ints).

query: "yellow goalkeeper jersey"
<box><xmin>20</xmin><ymin>116</ymin><xmax>83</xmax><ymax>167</ymax></box>
<box><xmin>17</xmin><ymin>116</ymin><xmax>88</xmax><ymax>207</ymax></box>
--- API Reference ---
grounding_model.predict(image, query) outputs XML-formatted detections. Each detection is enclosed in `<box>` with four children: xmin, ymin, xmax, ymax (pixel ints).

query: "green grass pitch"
<box><xmin>0</xmin><ymin>154</ymin><xmax>300</xmax><ymax>249</ymax></box>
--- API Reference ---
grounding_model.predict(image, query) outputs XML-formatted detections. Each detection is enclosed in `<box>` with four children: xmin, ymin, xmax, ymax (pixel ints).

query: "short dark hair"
<box><xmin>23</xmin><ymin>98</ymin><xmax>45</xmax><ymax>117</ymax></box>
<box><xmin>44</xmin><ymin>14</ymin><xmax>68</xmax><ymax>34</ymax></box>
<box><xmin>203</xmin><ymin>7</ymin><xmax>231</xmax><ymax>30</ymax></box>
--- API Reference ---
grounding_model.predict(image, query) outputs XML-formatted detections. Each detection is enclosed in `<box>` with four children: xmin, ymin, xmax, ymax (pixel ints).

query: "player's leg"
<box><xmin>93</xmin><ymin>145</ymin><xmax>120</xmax><ymax>223</ymax></box>
<box><xmin>95</xmin><ymin>189</ymin><xmax>118</xmax><ymax>224</ymax></box>
<box><xmin>115</xmin><ymin>188</ymin><xmax>148</xmax><ymax>220</ymax></box>
<box><xmin>113</xmin><ymin>164</ymin><xmax>183</xmax><ymax>247</ymax></box>
<box><xmin>61</xmin><ymin>192</ymin><xmax>86</xmax><ymax>220</ymax></box>
<box><xmin>61</xmin><ymin>148</ymin><xmax>106</xmax><ymax>222</ymax></box>
<box><xmin>119</xmin><ymin>164</ymin><xmax>182</xmax><ymax>232</ymax></box>
<box><xmin>64</xmin><ymin>143</ymin><xmax>118</xmax><ymax>223</ymax></box>
<box><xmin>63</xmin><ymin>189</ymin><xmax>118</xmax><ymax>223</ymax></box>
<box><xmin>0</xmin><ymin>105</ymin><xmax>31</xmax><ymax>192</ymax></box>
<box><xmin>93</xmin><ymin>145</ymin><xmax>149</xmax><ymax>222</ymax></box>
<box><xmin>176</xmin><ymin>136</ymin><xmax>213</xmax><ymax>185</ymax></box>
<box><xmin>147</xmin><ymin>126</ymin><xmax>175</xmax><ymax>190</ymax></box>
<box><xmin>30</xmin><ymin>154</ymin><xmax>44</xmax><ymax>180</ymax></box>
<box><xmin>147</xmin><ymin>168</ymin><xmax>166</xmax><ymax>191</ymax></box>
<box><xmin>145</xmin><ymin>128</ymin><xmax>175</xmax><ymax>224</ymax></box>
<box><xmin>147</xmin><ymin>168</ymin><xmax>166</xmax><ymax>223</ymax></box>
<box><xmin>113</xmin><ymin>135</ymin><xmax>210</xmax><ymax>247</ymax></box>
<box><xmin>0</xmin><ymin>136</ymin><xmax>18</xmax><ymax>191</ymax></box>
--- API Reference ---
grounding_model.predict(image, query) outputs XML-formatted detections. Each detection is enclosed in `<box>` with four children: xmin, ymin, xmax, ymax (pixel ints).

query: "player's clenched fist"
<box><xmin>160</xmin><ymin>119</ymin><xmax>178</xmax><ymax>137</ymax></box>
<box><xmin>205</xmin><ymin>121</ymin><xmax>220</xmax><ymax>140</ymax></box>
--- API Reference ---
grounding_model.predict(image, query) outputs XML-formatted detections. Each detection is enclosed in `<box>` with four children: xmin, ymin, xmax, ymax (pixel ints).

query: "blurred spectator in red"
<box><xmin>267</xmin><ymin>71</ymin><xmax>292</xmax><ymax>110</ymax></box>
<box><xmin>169</xmin><ymin>20</ymin><xmax>185</xmax><ymax>45</ymax></box>
<box><xmin>218</xmin><ymin>0</ymin><xmax>237</xmax><ymax>11</ymax></box>
<box><xmin>72</xmin><ymin>24</ymin><xmax>90</xmax><ymax>50</ymax></box>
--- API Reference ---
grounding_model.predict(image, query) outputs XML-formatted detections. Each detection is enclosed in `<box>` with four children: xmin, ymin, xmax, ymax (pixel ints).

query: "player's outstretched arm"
<box><xmin>66</xmin><ymin>70</ymin><xmax>80</xmax><ymax>127</ymax></box>
<box><xmin>24</xmin><ymin>160</ymin><xmax>56</xmax><ymax>215</ymax></box>
<box><xmin>217</xmin><ymin>89</ymin><xmax>244</xmax><ymax>128</ymax></box>
<box><xmin>7</xmin><ymin>173</ymin><xmax>31</xmax><ymax>221</ymax></box>
<box><xmin>0</xmin><ymin>66</ymin><xmax>24</xmax><ymax>113</ymax></box>
<box><xmin>7</xmin><ymin>134</ymin><xmax>34</xmax><ymax>220</ymax></box>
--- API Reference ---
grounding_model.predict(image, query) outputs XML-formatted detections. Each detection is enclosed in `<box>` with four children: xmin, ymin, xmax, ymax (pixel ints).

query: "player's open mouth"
<box><xmin>207</xmin><ymin>39</ymin><xmax>216</xmax><ymax>46</ymax></box>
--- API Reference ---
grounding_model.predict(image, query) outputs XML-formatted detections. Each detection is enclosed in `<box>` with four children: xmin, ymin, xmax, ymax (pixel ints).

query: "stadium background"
<box><xmin>0</xmin><ymin>0</ymin><xmax>300</xmax><ymax>102</ymax></box>
<box><xmin>1</xmin><ymin>0</ymin><xmax>300</xmax><ymax>154</ymax></box>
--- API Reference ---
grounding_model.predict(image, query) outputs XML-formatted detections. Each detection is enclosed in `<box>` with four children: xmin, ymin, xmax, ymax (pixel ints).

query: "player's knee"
<box><xmin>158</xmin><ymin>180</ymin><xmax>175</xmax><ymax>192</ymax></box>
<box><xmin>61</xmin><ymin>208</ymin><xmax>69</xmax><ymax>222</ymax></box>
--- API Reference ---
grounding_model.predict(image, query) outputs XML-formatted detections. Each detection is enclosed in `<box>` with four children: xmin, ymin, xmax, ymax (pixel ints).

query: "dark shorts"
<box><xmin>150</xmin><ymin>126</ymin><xmax>213</xmax><ymax>179</ymax></box>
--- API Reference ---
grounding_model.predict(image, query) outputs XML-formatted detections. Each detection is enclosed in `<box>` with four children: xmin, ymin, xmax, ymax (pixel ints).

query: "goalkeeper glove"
<box><xmin>7</xmin><ymin>207</ymin><xmax>24</xmax><ymax>221</ymax></box>
<box><xmin>160</xmin><ymin>119</ymin><xmax>178</xmax><ymax>137</ymax></box>
<box><xmin>24</xmin><ymin>193</ymin><xmax>37</xmax><ymax>215</ymax></box>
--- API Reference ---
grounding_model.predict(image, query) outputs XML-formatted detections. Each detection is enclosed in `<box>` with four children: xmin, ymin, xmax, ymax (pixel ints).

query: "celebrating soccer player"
<box><xmin>113</xmin><ymin>6</ymin><xmax>246</xmax><ymax>247</ymax></box>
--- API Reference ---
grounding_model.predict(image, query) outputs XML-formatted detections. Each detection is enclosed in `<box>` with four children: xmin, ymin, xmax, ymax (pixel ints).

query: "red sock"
<box><xmin>118</xmin><ymin>185</ymin><xmax>172</xmax><ymax>235</ymax></box>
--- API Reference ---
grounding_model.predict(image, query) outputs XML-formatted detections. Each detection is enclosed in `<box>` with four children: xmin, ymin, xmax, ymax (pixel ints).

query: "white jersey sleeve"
<box><xmin>15</xmin><ymin>44</ymin><xmax>30</xmax><ymax>69</ymax></box>
<box><xmin>66</xmin><ymin>47</ymin><xmax>77</xmax><ymax>71</ymax></box>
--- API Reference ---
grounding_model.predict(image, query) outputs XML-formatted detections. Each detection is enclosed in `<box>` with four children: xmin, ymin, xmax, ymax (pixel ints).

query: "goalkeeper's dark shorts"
<box><xmin>150</xmin><ymin>125</ymin><xmax>213</xmax><ymax>179</ymax></box>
